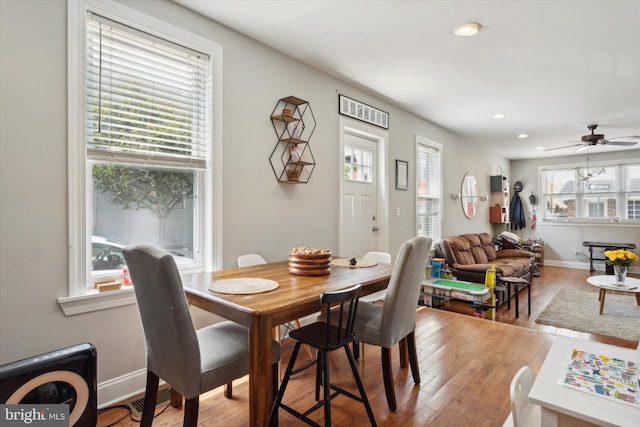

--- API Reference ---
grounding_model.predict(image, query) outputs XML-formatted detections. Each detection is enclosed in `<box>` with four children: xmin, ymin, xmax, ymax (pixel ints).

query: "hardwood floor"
<box><xmin>97</xmin><ymin>266</ymin><xmax>638</xmax><ymax>426</ymax></box>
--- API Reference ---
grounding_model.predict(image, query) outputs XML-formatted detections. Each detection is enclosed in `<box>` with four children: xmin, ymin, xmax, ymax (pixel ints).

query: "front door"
<box><xmin>340</xmin><ymin>131</ymin><xmax>379</xmax><ymax>258</ymax></box>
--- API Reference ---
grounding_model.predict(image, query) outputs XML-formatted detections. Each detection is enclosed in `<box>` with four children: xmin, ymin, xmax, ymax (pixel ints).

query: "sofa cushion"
<box><xmin>446</xmin><ymin>236</ymin><xmax>475</xmax><ymax>265</ymax></box>
<box><xmin>478</xmin><ymin>233</ymin><xmax>497</xmax><ymax>261</ymax></box>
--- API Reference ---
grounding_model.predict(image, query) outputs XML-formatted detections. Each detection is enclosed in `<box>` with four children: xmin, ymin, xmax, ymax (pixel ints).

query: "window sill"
<box><xmin>58</xmin><ymin>287</ymin><xmax>136</xmax><ymax>316</ymax></box>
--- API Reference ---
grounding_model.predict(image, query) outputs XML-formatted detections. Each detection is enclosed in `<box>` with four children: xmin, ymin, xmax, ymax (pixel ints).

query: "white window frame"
<box><xmin>539</xmin><ymin>159</ymin><xmax>640</xmax><ymax>225</ymax></box>
<box><xmin>60</xmin><ymin>0</ymin><xmax>223</xmax><ymax>315</ymax></box>
<box><xmin>415</xmin><ymin>136</ymin><xmax>442</xmax><ymax>243</ymax></box>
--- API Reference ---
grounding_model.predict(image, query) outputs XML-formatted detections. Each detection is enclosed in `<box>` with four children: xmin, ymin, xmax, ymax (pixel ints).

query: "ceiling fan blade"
<box><xmin>601</xmin><ymin>140</ymin><xmax>638</xmax><ymax>146</ymax></box>
<box><xmin>605</xmin><ymin>135</ymin><xmax>640</xmax><ymax>141</ymax></box>
<box><xmin>544</xmin><ymin>143</ymin><xmax>584</xmax><ymax>152</ymax></box>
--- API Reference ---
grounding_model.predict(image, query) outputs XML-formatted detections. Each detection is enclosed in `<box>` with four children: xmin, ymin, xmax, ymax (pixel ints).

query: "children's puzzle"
<box><xmin>560</xmin><ymin>348</ymin><xmax>639</xmax><ymax>408</ymax></box>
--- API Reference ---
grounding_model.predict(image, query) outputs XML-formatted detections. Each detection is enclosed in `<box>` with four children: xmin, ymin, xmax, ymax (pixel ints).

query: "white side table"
<box><xmin>586</xmin><ymin>275</ymin><xmax>640</xmax><ymax>315</ymax></box>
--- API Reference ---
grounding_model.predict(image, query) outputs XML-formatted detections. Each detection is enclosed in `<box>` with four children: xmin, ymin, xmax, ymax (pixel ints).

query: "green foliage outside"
<box><xmin>90</xmin><ymin>82</ymin><xmax>197</xmax><ymax>243</ymax></box>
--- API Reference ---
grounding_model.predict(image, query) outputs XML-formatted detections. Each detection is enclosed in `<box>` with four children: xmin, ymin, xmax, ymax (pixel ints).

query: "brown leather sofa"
<box><xmin>435</xmin><ymin>233</ymin><xmax>534</xmax><ymax>305</ymax></box>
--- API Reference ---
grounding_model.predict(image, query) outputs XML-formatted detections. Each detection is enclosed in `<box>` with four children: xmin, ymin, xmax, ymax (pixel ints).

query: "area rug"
<box><xmin>536</xmin><ymin>288</ymin><xmax>640</xmax><ymax>341</ymax></box>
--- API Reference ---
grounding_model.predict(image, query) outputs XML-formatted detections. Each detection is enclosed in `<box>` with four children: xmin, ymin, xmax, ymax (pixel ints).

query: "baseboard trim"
<box><xmin>97</xmin><ymin>368</ymin><xmax>148</xmax><ymax>409</ymax></box>
<box><xmin>542</xmin><ymin>260</ymin><xmax>639</xmax><ymax>274</ymax></box>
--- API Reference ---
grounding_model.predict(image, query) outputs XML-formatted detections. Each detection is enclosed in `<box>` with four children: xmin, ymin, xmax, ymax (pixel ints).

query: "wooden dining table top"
<box><xmin>180</xmin><ymin>258</ymin><xmax>394</xmax><ymax>427</ymax></box>
<box><xmin>181</xmin><ymin>259</ymin><xmax>394</xmax><ymax>326</ymax></box>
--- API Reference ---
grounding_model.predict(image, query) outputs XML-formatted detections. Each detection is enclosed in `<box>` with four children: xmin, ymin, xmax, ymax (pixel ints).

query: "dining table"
<box><xmin>181</xmin><ymin>258</ymin><xmax>394</xmax><ymax>427</ymax></box>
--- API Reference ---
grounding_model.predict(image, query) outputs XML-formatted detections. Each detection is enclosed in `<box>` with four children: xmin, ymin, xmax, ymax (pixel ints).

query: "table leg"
<box><xmin>588</xmin><ymin>246</ymin><xmax>594</xmax><ymax>272</ymax></box>
<box><xmin>249</xmin><ymin>315</ymin><xmax>274</xmax><ymax>427</ymax></box>
<box><xmin>540</xmin><ymin>407</ymin><xmax>559</xmax><ymax>427</ymax></box>
<box><xmin>599</xmin><ymin>289</ymin><xmax>606</xmax><ymax>315</ymax></box>
<box><xmin>514</xmin><ymin>284</ymin><xmax>519</xmax><ymax>318</ymax></box>
<box><xmin>635</xmin><ymin>293</ymin><xmax>640</xmax><ymax>306</ymax></box>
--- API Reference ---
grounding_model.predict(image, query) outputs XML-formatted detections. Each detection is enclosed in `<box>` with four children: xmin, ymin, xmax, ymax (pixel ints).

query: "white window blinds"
<box><xmin>416</xmin><ymin>142</ymin><xmax>441</xmax><ymax>242</ymax></box>
<box><xmin>86</xmin><ymin>13</ymin><xmax>209</xmax><ymax>169</ymax></box>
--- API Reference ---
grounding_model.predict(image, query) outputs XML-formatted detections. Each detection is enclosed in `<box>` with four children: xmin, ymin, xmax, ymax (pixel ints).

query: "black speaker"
<box><xmin>0</xmin><ymin>343</ymin><xmax>97</xmax><ymax>427</ymax></box>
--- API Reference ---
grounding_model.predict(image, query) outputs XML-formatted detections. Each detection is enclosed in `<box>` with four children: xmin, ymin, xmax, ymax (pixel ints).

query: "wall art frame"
<box><xmin>339</xmin><ymin>94</ymin><xmax>389</xmax><ymax>129</ymax></box>
<box><xmin>396</xmin><ymin>159</ymin><xmax>408</xmax><ymax>190</ymax></box>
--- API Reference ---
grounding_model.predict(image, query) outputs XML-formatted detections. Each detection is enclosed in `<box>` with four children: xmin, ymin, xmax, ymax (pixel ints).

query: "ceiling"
<box><xmin>173</xmin><ymin>0</ymin><xmax>640</xmax><ymax>160</ymax></box>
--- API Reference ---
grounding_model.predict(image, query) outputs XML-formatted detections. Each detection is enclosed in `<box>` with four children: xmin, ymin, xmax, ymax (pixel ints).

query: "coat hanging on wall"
<box><xmin>510</xmin><ymin>181</ymin><xmax>526</xmax><ymax>230</ymax></box>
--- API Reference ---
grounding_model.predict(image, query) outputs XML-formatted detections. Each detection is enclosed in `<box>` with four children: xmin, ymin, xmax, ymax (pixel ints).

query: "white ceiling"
<box><xmin>173</xmin><ymin>0</ymin><xmax>640</xmax><ymax>160</ymax></box>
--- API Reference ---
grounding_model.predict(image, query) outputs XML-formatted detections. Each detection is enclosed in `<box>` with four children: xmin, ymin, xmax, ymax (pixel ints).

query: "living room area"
<box><xmin>1</xmin><ymin>1</ymin><xmax>639</xmax><ymax>426</ymax></box>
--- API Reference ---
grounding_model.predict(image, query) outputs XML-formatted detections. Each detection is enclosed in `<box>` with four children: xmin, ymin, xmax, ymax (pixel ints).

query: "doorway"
<box><xmin>339</xmin><ymin>119</ymin><xmax>388</xmax><ymax>258</ymax></box>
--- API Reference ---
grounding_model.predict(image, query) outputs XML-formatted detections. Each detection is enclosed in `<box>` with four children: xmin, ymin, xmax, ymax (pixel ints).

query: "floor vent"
<box><xmin>127</xmin><ymin>385</ymin><xmax>172</xmax><ymax>416</ymax></box>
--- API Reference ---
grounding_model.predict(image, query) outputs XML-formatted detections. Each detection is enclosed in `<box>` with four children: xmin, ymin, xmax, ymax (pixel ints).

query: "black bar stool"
<box><xmin>499</xmin><ymin>277</ymin><xmax>531</xmax><ymax>318</ymax></box>
<box><xmin>269</xmin><ymin>284</ymin><xmax>376</xmax><ymax>427</ymax></box>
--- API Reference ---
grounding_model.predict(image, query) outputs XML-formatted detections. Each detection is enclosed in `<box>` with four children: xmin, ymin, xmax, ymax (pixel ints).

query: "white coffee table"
<box><xmin>586</xmin><ymin>275</ymin><xmax>640</xmax><ymax>315</ymax></box>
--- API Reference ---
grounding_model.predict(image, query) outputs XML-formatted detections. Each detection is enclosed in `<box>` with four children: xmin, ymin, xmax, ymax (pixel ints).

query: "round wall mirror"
<box><xmin>461</xmin><ymin>172</ymin><xmax>479</xmax><ymax>219</ymax></box>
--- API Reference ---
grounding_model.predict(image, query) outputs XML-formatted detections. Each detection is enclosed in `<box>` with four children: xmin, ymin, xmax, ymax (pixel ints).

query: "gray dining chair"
<box><xmin>320</xmin><ymin>236</ymin><xmax>431</xmax><ymax>412</ymax></box>
<box><xmin>124</xmin><ymin>245</ymin><xmax>281</xmax><ymax>427</ymax></box>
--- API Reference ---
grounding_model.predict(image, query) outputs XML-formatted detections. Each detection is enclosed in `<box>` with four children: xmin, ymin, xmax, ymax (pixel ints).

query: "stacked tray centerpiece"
<box><xmin>288</xmin><ymin>246</ymin><xmax>332</xmax><ymax>276</ymax></box>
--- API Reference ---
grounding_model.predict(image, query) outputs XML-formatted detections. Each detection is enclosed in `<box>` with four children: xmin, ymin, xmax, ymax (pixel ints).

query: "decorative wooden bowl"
<box><xmin>288</xmin><ymin>250</ymin><xmax>331</xmax><ymax>276</ymax></box>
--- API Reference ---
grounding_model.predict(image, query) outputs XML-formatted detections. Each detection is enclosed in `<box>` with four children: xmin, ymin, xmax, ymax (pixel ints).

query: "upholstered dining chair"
<box><xmin>502</xmin><ymin>366</ymin><xmax>540</xmax><ymax>427</ymax></box>
<box><xmin>124</xmin><ymin>245</ymin><xmax>281</xmax><ymax>427</ymax></box>
<box><xmin>321</xmin><ymin>236</ymin><xmax>431</xmax><ymax>412</ymax></box>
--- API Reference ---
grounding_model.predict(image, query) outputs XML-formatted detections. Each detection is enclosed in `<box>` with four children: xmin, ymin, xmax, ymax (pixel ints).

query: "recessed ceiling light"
<box><xmin>536</xmin><ymin>146</ymin><xmax>545</xmax><ymax>150</ymax></box>
<box><xmin>493</xmin><ymin>113</ymin><xmax>506</xmax><ymax>119</ymax></box>
<box><xmin>518</xmin><ymin>134</ymin><xmax>528</xmax><ymax>139</ymax></box>
<box><xmin>454</xmin><ymin>22</ymin><xmax>481</xmax><ymax>36</ymax></box>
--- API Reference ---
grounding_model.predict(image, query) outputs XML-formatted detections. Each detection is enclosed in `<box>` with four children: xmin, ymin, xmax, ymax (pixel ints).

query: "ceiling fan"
<box><xmin>545</xmin><ymin>124</ymin><xmax>639</xmax><ymax>152</ymax></box>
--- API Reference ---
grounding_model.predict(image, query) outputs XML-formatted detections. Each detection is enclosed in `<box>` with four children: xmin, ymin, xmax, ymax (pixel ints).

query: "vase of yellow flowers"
<box><xmin>603</xmin><ymin>249</ymin><xmax>639</xmax><ymax>285</ymax></box>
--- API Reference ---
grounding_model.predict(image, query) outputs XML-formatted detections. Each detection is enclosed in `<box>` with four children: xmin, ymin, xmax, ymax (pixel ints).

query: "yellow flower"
<box><xmin>603</xmin><ymin>249</ymin><xmax>639</xmax><ymax>267</ymax></box>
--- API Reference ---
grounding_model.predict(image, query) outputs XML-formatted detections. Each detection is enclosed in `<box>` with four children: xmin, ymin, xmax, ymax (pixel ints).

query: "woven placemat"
<box><xmin>209</xmin><ymin>278</ymin><xmax>279</xmax><ymax>294</ymax></box>
<box><xmin>331</xmin><ymin>258</ymin><xmax>377</xmax><ymax>268</ymax></box>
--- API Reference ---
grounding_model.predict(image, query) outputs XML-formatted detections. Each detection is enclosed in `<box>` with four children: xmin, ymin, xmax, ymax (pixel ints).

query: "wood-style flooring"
<box><xmin>97</xmin><ymin>266</ymin><xmax>639</xmax><ymax>426</ymax></box>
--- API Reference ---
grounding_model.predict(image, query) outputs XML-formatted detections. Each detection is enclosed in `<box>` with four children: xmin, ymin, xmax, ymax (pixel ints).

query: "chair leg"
<box><xmin>381</xmin><ymin>348</ymin><xmax>397</xmax><ymax>412</ymax></box>
<box><xmin>321</xmin><ymin>350</ymin><xmax>331</xmax><ymax>426</ymax></box>
<box><xmin>140</xmin><ymin>370</ymin><xmax>159</xmax><ymax>427</ymax></box>
<box><xmin>406</xmin><ymin>331</ymin><xmax>421</xmax><ymax>385</ymax></box>
<box><xmin>353</xmin><ymin>339</ymin><xmax>360</xmax><ymax>359</ymax></box>
<box><xmin>399</xmin><ymin>337</ymin><xmax>408</xmax><ymax>368</ymax></box>
<box><xmin>315</xmin><ymin>350</ymin><xmax>323</xmax><ymax>401</ymax></box>
<box><xmin>224</xmin><ymin>381</ymin><xmax>232</xmax><ymax>398</ymax></box>
<box><xmin>183</xmin><ymin>397</ymin><xmax>199</xmax><ymax>427</ymax></box>
<box><xmin>269</xmin><ymin>342</ymin><xmax>302</xmax><ymax>424</ymax></box>
<box><xmin>344</xmin><ymin>344</ymin><xmax>377</xmax><ymax>426</ymax></box>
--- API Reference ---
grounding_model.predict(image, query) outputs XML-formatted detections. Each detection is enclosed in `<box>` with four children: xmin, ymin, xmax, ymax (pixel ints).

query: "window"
<box><xmin>67</xmin><ymin>0</ymin><xmax>222</xmax><ymax>303</ymax></box>
<box><xmin>416</xmin><ymin>137</ymin><xmax>442</xmax><ymax>242</ymax></box>
<box><xmin>343</xmin><ymin>145</ymin><xmax>373</xmax><ymax>182</ymax></box>
<box><xmin>541</xmin><ymin>162</ymin><xmax>640</xmax><ymax>221</ymax></box>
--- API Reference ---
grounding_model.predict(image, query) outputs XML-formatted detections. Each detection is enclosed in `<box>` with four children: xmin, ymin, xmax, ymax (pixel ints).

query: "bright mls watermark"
<box><xmin>1</xmin><ymin>405</ymin><xmax>68</xmax><ymax>426</ymax></box>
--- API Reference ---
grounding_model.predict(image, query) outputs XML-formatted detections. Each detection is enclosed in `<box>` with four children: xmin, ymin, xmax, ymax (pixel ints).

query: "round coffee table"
<box><xmin>586</xmin><ymin>275</ymin><xmax>640</xmax><ymax>315</ymax></box>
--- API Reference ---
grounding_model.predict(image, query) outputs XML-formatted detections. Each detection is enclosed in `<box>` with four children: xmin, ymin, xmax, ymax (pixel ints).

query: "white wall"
<box><xmin>1</xmin><ymin>0</ymin><xmax>505</xmax><ymax>406</ymax></box>
<box><xmin>511</xmin><ymin>149</ymin><xmax>640</xmax><ymax>270</ymax></box>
